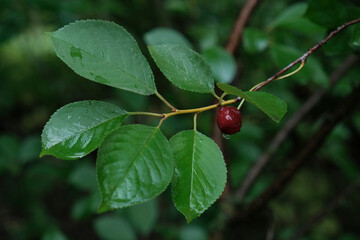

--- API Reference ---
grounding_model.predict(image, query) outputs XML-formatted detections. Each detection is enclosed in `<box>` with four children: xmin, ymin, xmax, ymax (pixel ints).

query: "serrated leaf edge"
<box><xmin>148</xmin><ymin>44</ymin><xmax>215</xmax><ymax>94</ymax></box>
<box><xmin>97</xmin><ymin>125</ymin><xmax>174</xmax><ymax>212</ymax></box>
<box><xmin>40</xmin><ymin>100</ymin><xmax>128</xmax><ymax>159</ymax></box>
<box><xmin>239</xmin><ymin>91</ymin><xmax>287</xmax><ymax>123</ymax></box>
<box><xmin>217</xmin><ymin>83</ymin><xmax>287</xmax><ymax>122</ymax></box>
<box><xmin>50</xmin><ymin>19</ymin><xmax>157</xmax><ymax>95</ymax></box>
<box><xmin>170</xmin><ymin>130</ymin><xmax>227</xmax><ymax>223</ymax></box>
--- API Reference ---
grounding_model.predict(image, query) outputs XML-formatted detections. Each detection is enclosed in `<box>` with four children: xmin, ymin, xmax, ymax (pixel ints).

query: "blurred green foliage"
<box><xmin>0</xmin><ymin>0</ymin><xmax>359</xmax><ymax>239</ymax></box>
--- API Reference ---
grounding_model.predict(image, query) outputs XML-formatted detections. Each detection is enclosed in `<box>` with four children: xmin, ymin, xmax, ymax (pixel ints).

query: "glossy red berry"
<box><xmin>217</xmin><ymin>106</ymin><xmax>242</xmax><ymax>135</ymax></box>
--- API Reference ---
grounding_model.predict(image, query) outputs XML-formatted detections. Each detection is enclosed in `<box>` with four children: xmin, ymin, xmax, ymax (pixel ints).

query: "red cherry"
<box><xmin>217</xmin><ymin>106</ymin><xmax>242</xmax><ymax>135</ymax></box>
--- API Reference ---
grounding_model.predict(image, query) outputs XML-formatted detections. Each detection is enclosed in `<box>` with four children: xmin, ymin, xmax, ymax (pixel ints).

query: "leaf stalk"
<box><xmin>155</xmin><ymin>91</ymin><xmax>177</xmax><ymax>111</ymax></box>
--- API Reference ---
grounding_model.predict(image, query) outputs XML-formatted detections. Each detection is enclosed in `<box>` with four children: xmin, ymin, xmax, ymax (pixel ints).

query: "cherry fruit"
<box><xmin>217</xmin><ymin>106</ymin><xmax>242</xmax><ymax>135</ymax></box>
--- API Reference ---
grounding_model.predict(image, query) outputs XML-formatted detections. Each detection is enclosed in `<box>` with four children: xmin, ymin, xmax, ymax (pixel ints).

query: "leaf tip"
<box><xmin>216</xmin><ymin>82</ymin><xmax>225</xmax><ymax>88</ymax></box>
<box><xmin>39</xmin><ymin>149</ymin><xmax>47</xmax><ymax>158</ymax></box>
<box><xmin>98</xmin><ymin>202</ymin><xmax>113</xmax><ymax>213</ymax></box>
<box><xmin>185</xmin><ymin>215</ymin><xmax>196</xmax><ymax>224</ymax></box>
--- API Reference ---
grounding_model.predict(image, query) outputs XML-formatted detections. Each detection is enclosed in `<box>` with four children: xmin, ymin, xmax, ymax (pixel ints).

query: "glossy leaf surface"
<box><xmin>217</xmin><ymin>83</ymin><xmax>287</xmax><ymax>123</ymax></box>
<box><xmin>350</xmin><ymin>24</ymin><xmax>360</xmax><ymax>49</ymax></box>
<box><xmin>149</xmin><ymin>44</ymin><xmax>215</xmax><ymax>93</ymax></box>
<box><xmin>50</xmin><ymin>20</ymin><xmax>156</xmax><ymax>95</ymax></box>
<box><xmin>170</xmin><ymin>130</ymin><xmax>227</xmax><ymax>222</ymax></box>
<box><xmin>97</xmin><ymin>125</ymin><xmax>174</xmax><ymax>211</ymax></box>
<box><xmin>41</xmin><ymin>101</ymin><xmax>128</xmax><ymax>160</ymax></box>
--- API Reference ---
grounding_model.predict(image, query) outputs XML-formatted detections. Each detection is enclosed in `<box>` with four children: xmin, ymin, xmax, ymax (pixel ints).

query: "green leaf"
<box><xmin>148</xmin><ymin>44</ymin><xmax>215</xmax><ymax>93</ymax></box>
<box><xmin>243</xmin><ymin>28</ymin><xmax>268</xmax><ymax>54</ymax></box>
<box><xmin>97</xmin><ymin>125</ymin><xmax>174</xmax><ymax>211</ymax></box>
<box><xmin>217</xmin><ymin>83</ymin><xmax>287</xmax><ymax>122</ymax></box>
<box><xmin>41</xmin><ymin>101</ymin><xmax>128</xmax><ymax>160</ymax></box>
<box><xmin>144</xmin><ymin>27</ymin><xmax>192</xmax><ymax>48</ymax></box>
<box><xmin>202</xmin><ymin>46</ymin><xmax>236</xmax><ymax>84</ymax></box>
<box><xmin>49</xmin><ymin>20</ymin><xmax>156</xmax><ymax>95</ymax></box>
<box><xmin>94</xmin><ymin>215</ymin><xmax>136</xmax><ymax>240</ymax></box>
<box><xmin>350</xmin><ymin>24</ymin><xmax>360</xmax><ymax>49</ymax></box>
<box><xmin>170</xmin><ymin>130</ymin><xmax>227</xmax><ymax>222</ymax></box>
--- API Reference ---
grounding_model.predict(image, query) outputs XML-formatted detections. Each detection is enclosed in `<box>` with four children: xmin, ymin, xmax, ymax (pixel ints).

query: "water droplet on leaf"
<box><xmin>95</xmin><ymin>76</ymin><xmax>108</xmax><ymax>84</ymax></box>
<box><xmin>70</xmin><ymin>47</ymin><xmax>82</xmax><ymax>60</ymax></box>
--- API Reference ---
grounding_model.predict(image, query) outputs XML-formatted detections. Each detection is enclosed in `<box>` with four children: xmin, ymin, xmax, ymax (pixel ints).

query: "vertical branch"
<box><xmin>226</xmin><ymin>0</ymin><xmax>262</xmax><ymax>54</ymax></box>
<box><xmin>213</xmin><ymin>0</ymin><xmax>262</xmax><ymax>195</ymax></box>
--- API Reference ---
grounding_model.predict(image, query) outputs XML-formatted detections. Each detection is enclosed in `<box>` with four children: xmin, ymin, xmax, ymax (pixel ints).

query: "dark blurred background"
<box><xmin>1</xmin><ymin>0</ymin><xmax>360</xmax><ymax>239</ymax></box>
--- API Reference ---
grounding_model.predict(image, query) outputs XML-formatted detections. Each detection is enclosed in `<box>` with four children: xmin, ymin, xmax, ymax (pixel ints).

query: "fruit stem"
<box><xmin>237</xmin><ymin>99</ymin><xmax>245</xmax><ymax>110</ymax></box>
<box><xmin>194</xmin><ymin>113</ymin><xmax>198</xmax><ymax>130</ymax></box>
